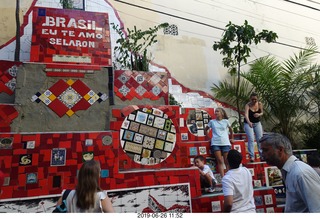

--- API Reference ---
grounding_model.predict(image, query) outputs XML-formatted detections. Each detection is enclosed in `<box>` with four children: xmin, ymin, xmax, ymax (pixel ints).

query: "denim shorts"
<box><xmin>210</xmin><ymin>145</ymin><xmax>231</xmax><ymax>154</ymax></box>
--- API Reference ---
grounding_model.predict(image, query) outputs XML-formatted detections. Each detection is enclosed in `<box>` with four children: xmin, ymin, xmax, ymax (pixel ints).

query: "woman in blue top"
<box><xmin>205</xmin><ymin>107</ymin><xmax>234</xmax><ymax>178</ymax></box>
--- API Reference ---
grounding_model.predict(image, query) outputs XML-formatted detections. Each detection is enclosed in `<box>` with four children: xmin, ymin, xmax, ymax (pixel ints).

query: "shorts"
<box><xmin>210</xmin><ymin>145</ymin><xmax>231</xmax><ymax>154</ymax></box>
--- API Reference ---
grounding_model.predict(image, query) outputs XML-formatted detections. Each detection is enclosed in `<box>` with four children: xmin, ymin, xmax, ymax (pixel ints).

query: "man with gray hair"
<box><xmin>259</xmin><ymin>133</ymin><xmax>320</xmax><ymax>212</ymax></box>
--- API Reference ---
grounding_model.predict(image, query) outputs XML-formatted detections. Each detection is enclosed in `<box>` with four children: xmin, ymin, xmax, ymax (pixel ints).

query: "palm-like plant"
<box><xmin>211</xmin><ymin>46</ymin><xmax>320</xmax><ymax>147</ymax></box>
<box><xmin>243</xmin><ymin>47</ymin><xmax>318</xmax><ymax>143</ymax></box>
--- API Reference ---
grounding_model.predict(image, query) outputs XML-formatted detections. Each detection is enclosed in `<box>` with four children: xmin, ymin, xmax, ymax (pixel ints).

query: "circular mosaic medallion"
<box><xmin>120</xmin><ymin>107</ymin><xmax>176</xmax><ymax>165</ymax></box>
<box><xmin>102</xmin><ymin>135</ymin><xmax>112</xmax><ymax>145</ymax></box>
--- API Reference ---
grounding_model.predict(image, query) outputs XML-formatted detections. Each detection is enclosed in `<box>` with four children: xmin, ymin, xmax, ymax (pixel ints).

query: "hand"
<box><xmin>253</xmin><ymin>113</ymin><xmax>261</xmax><ymax>118</ymax></box>
<box><xmin>249</xmin><ymin>122</ymin><xmax>253</xmax><ymax>128</ymax></box>
<box><xmin>230</xmin><ymin>139</ymin><xmax>234</xmax><ymax>144</ymax></box>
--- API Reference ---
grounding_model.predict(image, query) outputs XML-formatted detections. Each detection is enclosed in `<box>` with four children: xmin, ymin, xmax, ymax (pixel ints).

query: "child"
<box><xmin>194</xmin><ymin>155</ymin><xmax>217</xmax><ymax>193</ymax></box>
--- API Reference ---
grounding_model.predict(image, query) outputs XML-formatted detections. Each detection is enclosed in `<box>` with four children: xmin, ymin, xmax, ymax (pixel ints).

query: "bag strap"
<box><xmin>62</xmin><ymin>189</ymin><xmax>71</xmax><ymax>200</ymax></box>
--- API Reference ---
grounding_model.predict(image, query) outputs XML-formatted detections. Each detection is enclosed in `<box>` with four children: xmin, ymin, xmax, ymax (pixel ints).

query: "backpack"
<box><xmin>52</xmin><ymin>189</ymin><xmax>71</xmax><ymax>213</ymax></box>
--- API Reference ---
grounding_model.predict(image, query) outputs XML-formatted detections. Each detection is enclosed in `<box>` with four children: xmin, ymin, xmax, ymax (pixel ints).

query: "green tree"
<box><xmin>112</xmin><ymin>23</ymin><xmax>169</xmax><ymax>71</ymax></box>
<box><xmin>213</xmin><ymin>20</ymin><xmax>278</xmax><ymax>130</ymax></box>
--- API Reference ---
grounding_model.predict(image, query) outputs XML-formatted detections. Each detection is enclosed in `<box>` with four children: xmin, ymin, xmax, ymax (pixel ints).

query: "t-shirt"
<box><xmin>202</xmin><ymin>164</ymin><xmax>217</xmax><ymax>183</ymax></box>
<box><xmin>66</xmin><ymin>190</ymin><xmax>108</xmax><ymax>213</ymax></box>
<box><xmin>207</xmin><ymin>119</ymin><xmax>231</xmax><ymax>146</ymax></box>
<box><xmin>222</xmin><ymin>166</ymin><xmax>256</xmax><ymax>213</ymax></box>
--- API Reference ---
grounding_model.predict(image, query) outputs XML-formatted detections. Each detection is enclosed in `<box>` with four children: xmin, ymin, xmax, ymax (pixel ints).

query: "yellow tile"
<box><xmin>83</xmin><ymin>93</ymin><xmax>91</xmax><ymax>100</ymax></box>
<box><xmin>66</xmin><ymin>110</ymin><xmax>74</xmax><ymax>117</ymax></box>
<box><xmin>49</xmin><ymin>94</ymin><xmax>56</xmax><ymax>101</ymax></box>
<box><xmin>66</xmin><ymin>79</ymin><xmax>74</xmax><ymax>85</ymax></box>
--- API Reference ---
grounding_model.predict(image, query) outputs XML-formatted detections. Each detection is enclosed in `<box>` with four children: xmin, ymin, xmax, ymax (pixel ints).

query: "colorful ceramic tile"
<box><xmin>26</xmin><ymin>141</ymin><xmax>36</xmax><ymax>149</ymax></box>
<box><xmin>264</xmin><ymin>194</ymin><xmax>273</xmax><ymax>205</ymax></box>
<box><xmin>211</xmin><ymin>201</ymin><xmax>221</xmax><ymax>212</ymax></box>
<box><xmin>254</xmin><ymin>196</ymin><xmax>264</xmax><ymax>206</ymax></box>
<box><xmin>189</xmin><ymin>147</ymin><xmax>198</xmax><ymax>156</ymax></box>
<box><xmin>129</xmin><ymin>121</ymin><xmax>140</xmax><ymax>132</ymax></box>
<box><xmin>100</xmin><ymin>169</ymin><xmax>109</xmax><ymax>178</ymax></box>
<box><xmin>142</xmin><ymin>136</ymin><xmax>155</xmax><ymax>149</ymax></box>
<box><xmin>199</xmin><ymin>146</ymin><xmax>207</xmax><ymax>155</ymax></box>
<box><xmin>85</xmin><ymin>139</ymin><xmax>93</xmax><ymax>146</ymax></box>
<box><xmin>82</xmin><ymin>152</ymin><xmax>94</xmax><ymax>162</ymax></box>
<box><xmin>0</xmin><ymin>137</ymin><xmax>13</xmax><ymax>149</ymax></box>
<box><xmin>51</xmin><ymin>148</ymin><xmax>66</xmax><ymax>166</ymax></box>
<box><xmin>133</xmin><ymin>133</ymin><xmax>144</xmax><ymax>144</ymax></box>
<box><xmin>153</xmin><ymin>117</ymin><xmax>165</xmax><ymax>129</ymax></box>
<box><xmin>164</xmin><ymin>142</ymin><xmax>174</xmax><ymax>152</ymax></box>
<box><xmin>166</xmin><ymin>132</ymin><xmax>175</xmax><ymax>142</ymax></box>
<box><xmin>139</xmin><ymin>124</ymin><xmax>158</xmax><ymax>138</ymax></box>
<box><xmin>181</xmin><ymin>133</ymin><xmax>188</xmax><ymax>141</ymax></box>
<box><xmin>26</xmin><ymin>173</ymin><xmax>38</xmax><ymax>184</ymax></box>
<box><xmin>152</xmin><ymin>108</ymin><xmax>163</xmax><ymax>117</ymax></box>
<box><xmin>157</xmin><ymin>130</ymin><xmax>167</xmax><ymax>140</ymax></box>
<box><xmin>19</xmin><ymin>154</ymin><xmax>32</xmax><ymax>166</ymax></box>
<box><xmin>146</xmin><ymin>115</ymin><xmax>155</xmax><ymax>126</ymax></box>
<box><xmin>102</xmin><ymin>135</ymin><xmax>113</xmax><ymax>146</ymax></box>
<box><xmin>155</xmin><ymin>140</ymin><xmax>164</xmax><ymax>150</ymax></box>
<box><xmin>123</xmin><ymin>130</ymin><xmax>134</xmax><ymax>141</ymax></box>
<box><xmin>136</xmin><ymin>111</ymin><xmax>148</xmax><ymax>124</ymax></box>
<box><xmin>124</xmin><ymin>142</ymin><xmax>143</xmax><ymax>154</ymax></box>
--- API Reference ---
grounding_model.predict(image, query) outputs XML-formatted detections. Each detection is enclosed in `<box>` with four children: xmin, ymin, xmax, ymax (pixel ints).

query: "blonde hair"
<box><xmin>215</xmin><ymin>107</ymin><xmax>228</xmax><ymax>119</ymax></box>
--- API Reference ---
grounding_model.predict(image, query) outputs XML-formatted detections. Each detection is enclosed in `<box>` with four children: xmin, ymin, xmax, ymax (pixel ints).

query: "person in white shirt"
<box><xmin>222</xmin><ymin>149</ymin><xmax>256</xmax><ymax>213</ymax></box>
<box><xmin>194</xmin><ymin>155</ymin><xmax>217</xmax><ymax>193</ymax></box>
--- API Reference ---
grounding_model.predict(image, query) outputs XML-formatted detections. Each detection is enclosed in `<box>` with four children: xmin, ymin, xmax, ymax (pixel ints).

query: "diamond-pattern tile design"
<box><xmin>0</xmin><ymin>61</ymin><xmax>22</xmax><ymax>95</ymax></box>
<box><xmin>31</xmin><ymin>79</ymin><xmax>108</xmax><ymax>117</ymax></box>
<box><xmin>114</xmin><ymin>70</ymin><xmax>168</xmax><ymax>101</ymax></box>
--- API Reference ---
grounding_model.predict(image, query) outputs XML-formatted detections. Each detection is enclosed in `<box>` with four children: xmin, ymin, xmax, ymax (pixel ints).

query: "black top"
<box><xmin>244</xmin><ymin>108</ymin><xmax>261</xmax><ymax>124</ymax></box>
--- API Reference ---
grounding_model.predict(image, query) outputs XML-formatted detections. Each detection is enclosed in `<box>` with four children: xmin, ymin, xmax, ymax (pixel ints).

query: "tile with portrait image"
<box><xmin>256</xmin><ymin>208</ymin><xmax>265</xmax><ymax>213</ymax></box>
<box><xmin>51</xmin><ymin>148</ymin><xmax>66</xmax><ymax>166</ymax></box>
<box><xmin>266</xmin><ymin>207</ymin><xmax>275</xmax><ymax>213</ymax></box>
<box><xmin>123</xmin><ymin>130</ymin><xmax>134</xmax><ymax>141</ymax></box>
<box><xmin>189</xmin><ymin>147</ymin><xmax>198</xmax><ymax>156</ymax></box>
<box><xmin>26</xmin><ymin>141</ymin><xmax>35</xmax><ymax>149</ymax></box>
<box><xmin>199</xmin><ymin>146</ymin><xmax>207</xmax><ymax>155</ymax></box>
<box><xmin>254</xmin><ymin>195</ymin><xmax>264</xmax><ymax>206</ymax></box>
<box><xmin>82</xmin><ymin>151</ymin><xmax>94</xmax><ymax>162</ymax></box>
<box><xmin>136</xmin><ymin>111</ymin><xmax>148</xmax><ymax>124</ymax></box>
<box><xmin>26</xmin><ymin>173</ymin><xmax>38</xmax><ymax>184</ymax></box>
<box><xmin>211</xmin><ymin>200</ymin><xmax>221</xmax><ymax>212</ymax></box>
<box><xmin>264</xmin><ymin>194</ymin><xmax>273</xmax><ymax>205</ymax></box>
<box><xmin>19</xmin><ymin>154</ymin><xmax>32</xmax><ymax>166</ymax></box>
<box><xmin>181</xmin><ymin>133</ymin><xmax>188</xmax><ymax>141</ymax></box>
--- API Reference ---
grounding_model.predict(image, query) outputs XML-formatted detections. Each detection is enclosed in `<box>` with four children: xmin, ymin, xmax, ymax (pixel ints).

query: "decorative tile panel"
<box><xmin>0</xmin><ymin>61</ymin><xmax>22</xmax><ymax>95</ymax></box>
<box><xmin>31</xmin><ymin>79</ymin><xmax>108</xmax><ymax>117</ymax></box>
<box><xmin>114</xmin><ymin>70</ymin><xmax>168</xmax><ymax>101</ymax></box>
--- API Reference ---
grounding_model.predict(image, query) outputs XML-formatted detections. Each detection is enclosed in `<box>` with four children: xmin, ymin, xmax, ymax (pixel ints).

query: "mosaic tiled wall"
<box><xmin>30</xmin><ymin>7</ymin><xmax>111</xmax><ymax>66</ymax></box>
<box><xmin>0</xmin><ymin>131</ymin><xmax>202</xmax><ymax>203</ymax></box>
<box><xmin>0</xmin><ymin>61</ymin><xmax>22</xmax><ymax>96</ymax></box>
<box><xmin>114</xmin><ymin>70</ymin><xmax>169</xmax><ymax>103</ymax></box>
<box><xmin>10</xmin><ymin>63</ymin><xmax>111</xmax><ymax>132</ymax></box>
<box><xmin>0</xmin><ymin>105</ymin><xmax>18</xmax><ymax>132</ymax></box>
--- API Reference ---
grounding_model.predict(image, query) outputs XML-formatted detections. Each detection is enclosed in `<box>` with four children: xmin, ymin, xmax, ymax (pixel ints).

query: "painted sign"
<box><xmin>30</xmin><ymin>7</ymin><xmax>111</xmax><ymax>66</ymax></box>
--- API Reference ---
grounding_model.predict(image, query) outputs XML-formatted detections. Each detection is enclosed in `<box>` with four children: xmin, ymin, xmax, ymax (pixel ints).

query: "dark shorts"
<box><xmin>210</xmin><ymin>145</ymin><xmax>231</xmax><ymax>154</ymax></box>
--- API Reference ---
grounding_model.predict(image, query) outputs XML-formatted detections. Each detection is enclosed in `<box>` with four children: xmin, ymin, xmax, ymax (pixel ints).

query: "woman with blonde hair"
<box><xmin>56</xmin><ymin>160</ymin><xmax>114</xmax><ymax>213</ymax></box>
<box><xmin>205</xmin><ymin>107</ymin><xmax>234</xmax><ymax>177</ymax></box>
